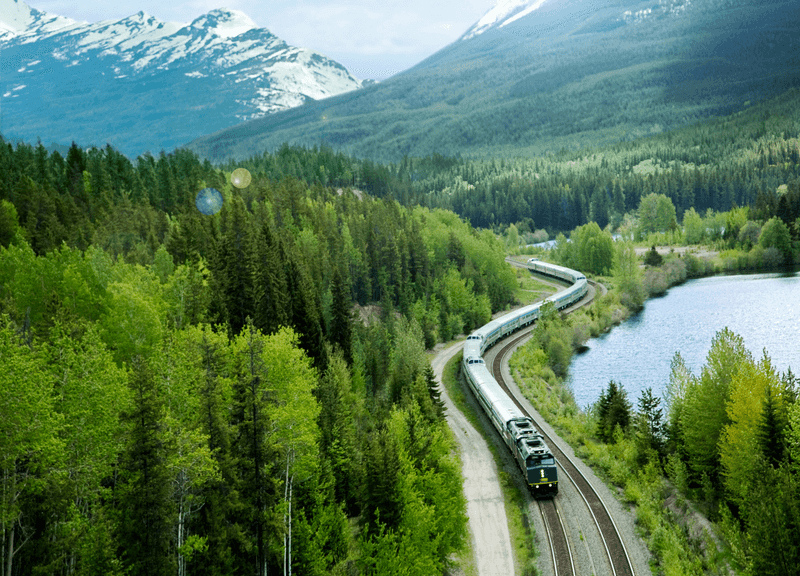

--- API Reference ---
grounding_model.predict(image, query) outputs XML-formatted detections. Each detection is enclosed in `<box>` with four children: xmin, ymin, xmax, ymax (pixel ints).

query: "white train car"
<box><xmin>461</xmin><ymin>258</ymin><xmax>590</xmax><ymax>497</ymax></box>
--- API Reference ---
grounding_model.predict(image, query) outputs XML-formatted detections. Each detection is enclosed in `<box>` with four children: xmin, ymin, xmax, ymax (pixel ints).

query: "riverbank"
<box><xmin>508</xmin><ymin>251</ymin><xmax>748</xmax><ymax>575</ymax></box>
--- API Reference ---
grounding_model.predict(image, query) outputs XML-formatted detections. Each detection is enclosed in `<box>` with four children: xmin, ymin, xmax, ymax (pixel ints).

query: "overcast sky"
<box><xmin>26</xmin><ymin>0</ymin><xmax>496</xmax><ymax>80</ymax></box>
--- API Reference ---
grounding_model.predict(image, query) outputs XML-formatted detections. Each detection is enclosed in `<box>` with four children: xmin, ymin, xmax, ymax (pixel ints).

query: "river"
<box><xmin>566</xmin><ymin>270</ymin><xmax>800</xmax><ymax>409</ymax></box>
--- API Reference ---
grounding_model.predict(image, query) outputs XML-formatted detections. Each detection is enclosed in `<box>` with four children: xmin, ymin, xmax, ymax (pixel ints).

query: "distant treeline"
<box><xmin>220</xmin><ymin>88</ymin><xmax>800</xmax><ymax>235</ymax></box>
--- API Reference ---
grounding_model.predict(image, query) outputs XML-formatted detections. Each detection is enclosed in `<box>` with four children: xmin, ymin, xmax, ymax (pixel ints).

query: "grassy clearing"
<box><xmin>513</xmin><ymin>267</ymin><xmax>556</xmax><ymax>305</ymax></box>
<box><xmin>441</xmin><ymin>351</ymin><xmax>541</xmax><ymax>576</ymax></box>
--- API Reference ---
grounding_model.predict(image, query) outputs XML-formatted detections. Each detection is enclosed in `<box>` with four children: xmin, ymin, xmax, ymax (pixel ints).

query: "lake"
<box><xmin>566</xmin><ymin>270</ymin><xmax>800</xmax><ymax>409</ymax></box>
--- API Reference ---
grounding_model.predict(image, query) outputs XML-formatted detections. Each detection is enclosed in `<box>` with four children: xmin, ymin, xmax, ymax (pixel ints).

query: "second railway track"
<box><xmin>468</xmin><ymin>273</ymin><xmax>632</xmax><ymax>576</ymax></box>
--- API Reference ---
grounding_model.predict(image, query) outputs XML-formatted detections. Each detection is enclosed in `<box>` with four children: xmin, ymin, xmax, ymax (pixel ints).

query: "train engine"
<box><xmin>505</xmin><ymin>418</ymin><xmax>558</xmax><ymax>497</ymax></box>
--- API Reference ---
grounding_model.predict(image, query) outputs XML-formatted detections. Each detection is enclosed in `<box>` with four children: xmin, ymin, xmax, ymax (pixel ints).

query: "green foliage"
<box><xmin>683</xmin><ymin>207</ymin><xmax>705</xmax><ymax>244</ymax></box>
<box><xmin>633</xmin><ymin>387</ymin><xmax>665</xmax><ymax>463</ymax></box>
<box><xmin>643</xmin><ymin>245</ymin><xmax>663</xmax><ymax>267</ymax></box>
<box><xmin>743</xmin><ymin>464</ymin><xmax>800</xmax><ymax>576</ymax></box>
<box><xmin>638</xmin><ymin>193</ymin><xmax>678</xmax><ymax>238</ymax></box>
<box><xmin>683</xmin><ymin>328</ymin><xmax>751</xmax><ymax>480</ymax></box>
<box><xmin>613</xmin><ymin>241</ymin><xmax>645</xmax><ymax>310</ymax></box>
<box><xmin>664</xmin><ymin>352</ymin><xmax>693</xmax><ymax>458</ymax></box>
<box><xmin>595</xmin><ymin>380</ymin><xmax>632</xmax><ymax>443</ymax></box>
<box><xmin>118</xmin><ymin>356</ymin><xmax>175</xmax><ymax>576</ymax></box>
<box><xmin>0</xmin><ymin>199</ymin><xmax>19</xmax><ymax>248</ymax></box>
<box><xmin>0</xmin><ymin>139</ymin><xmax>510</xmax><ymax>576</ymax></box>
<box><xmin>0</xmin><ymin>317</ymin><xmax>63</xmax><ymax>573</ymax></box>
<box><xmin>737</xmin><ymin>220</ymin><xmax>761</xmax><ymax>250</ymax></box>
<box><xmin>759</xmin><ymin>216</ymin><xmax>793</xmax><ymax>263</ymax></box>
<box><xmin>528</xmin><ymin>301</ymin><xmax>575</xmax><ymax>378</ymax></box>
<box><xmin>565</xmin><ymin>221</ymin><xmax>614</xmax><ymax>275</ymax></box>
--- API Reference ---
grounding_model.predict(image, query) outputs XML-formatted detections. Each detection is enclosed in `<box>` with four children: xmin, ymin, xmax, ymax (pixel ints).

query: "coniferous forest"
<box><xmin>0</xmin><ymin>138</ymin><xmax>523</xmax><ymax>575</ymax></box>
<box><xmin>1</xmin><ymin>85</ymin><xmax>799</xmax><ymax>576</ymax></box>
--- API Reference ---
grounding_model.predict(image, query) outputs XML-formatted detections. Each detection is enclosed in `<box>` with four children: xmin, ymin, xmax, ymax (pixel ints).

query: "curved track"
<box><xmin>487</xmin><ymin>299</ymin><xmax>635</xmax><ymax>576</ymax></box>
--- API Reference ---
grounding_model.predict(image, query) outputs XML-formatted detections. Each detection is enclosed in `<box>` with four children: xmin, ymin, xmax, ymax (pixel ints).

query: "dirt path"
<box><xmin>430</xmin><ymin>341</ymin><xmax>515</xmax><ymax>576</ymax></box>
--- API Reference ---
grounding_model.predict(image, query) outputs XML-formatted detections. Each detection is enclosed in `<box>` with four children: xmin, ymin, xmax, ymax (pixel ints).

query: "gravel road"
<box><xmin>430</xmin><ymin>341</ymin><xmax>515</xmax><ymax>576</ymax></box>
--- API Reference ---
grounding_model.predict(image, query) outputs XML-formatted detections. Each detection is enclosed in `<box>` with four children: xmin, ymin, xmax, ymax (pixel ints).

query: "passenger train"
<box><xmin>462</xmin><ymin>259</ymin><xmax>588</xmax><ymax>497</ymax></box>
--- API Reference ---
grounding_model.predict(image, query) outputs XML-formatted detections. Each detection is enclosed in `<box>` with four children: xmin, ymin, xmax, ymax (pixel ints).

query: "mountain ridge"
<box><xmin>187</xmin><ymin>0</ymin><xmax>800</xmax><ymax>163</ymax></box>
<box><xmin>0</xmin><ymin>0</ymin><xmax>365</xmax><ymax>156</ymax></box>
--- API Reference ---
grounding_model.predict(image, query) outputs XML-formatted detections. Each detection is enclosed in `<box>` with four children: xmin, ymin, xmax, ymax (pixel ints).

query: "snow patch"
<box><xmin>463</xmin><ymin>0</ymin><xmax>549</xmax><ymax>39</ymax></box>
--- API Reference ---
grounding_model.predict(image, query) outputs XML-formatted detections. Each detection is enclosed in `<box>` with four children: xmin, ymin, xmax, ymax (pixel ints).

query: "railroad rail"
<box><xmin>489</xmin><ymin>316</ymin><xmax>635</xmax><ymax>576</ymax></box>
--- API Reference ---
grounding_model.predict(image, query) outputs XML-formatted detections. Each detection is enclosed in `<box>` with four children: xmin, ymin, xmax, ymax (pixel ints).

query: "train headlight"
<box><xmin>548</xmin><ymin>484</ymin><xmax>552</xmax><ymax>487</ymax></box>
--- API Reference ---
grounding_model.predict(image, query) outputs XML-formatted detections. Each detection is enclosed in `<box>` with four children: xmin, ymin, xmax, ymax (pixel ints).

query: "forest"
<box><xmin>0</xmin><ymin>139</ymin><xmax>523</xmax><ymax>575</ymax></box>
<box><xmin>213</xmin><ymin>87</ymin><xmax>800</xmax><ymax>236</ymax></box>
<box><xmin>502</xmin><ymin>210</ymin><xmax>800</xmax><ymax>574</ymax></box>
<box><xmin>1</xmin><ymin>83</ymin><xmax>799</xmax><ymax>576</ymax></box>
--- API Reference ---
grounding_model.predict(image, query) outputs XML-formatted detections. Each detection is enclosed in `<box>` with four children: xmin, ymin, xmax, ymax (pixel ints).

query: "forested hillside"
<box><xmin>0</xmin><ymin>139</ymin><xmax>519</xmax><ymax>575</ymax></box>
<box><xmin>215</xmin><ymin>88</ymin><xmax>800</xmax><ymax>234</ymax></box>
<box><xmin>187</xmin><ymin>0</ymin><xmax>800</xmax><ymax>163</ymax></box>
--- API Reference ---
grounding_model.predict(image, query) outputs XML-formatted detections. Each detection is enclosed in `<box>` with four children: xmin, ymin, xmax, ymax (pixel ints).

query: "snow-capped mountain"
<box><xmin>461</xmin><ymin>0</ymin><xmax>550</xmax><ymax>40</ymax></box>
<box><xmin>187</xmin><ymin>0</ymin><xmax>800</xmax><ymax>163</ymax></box>
<box><xmin>461</xmin><ymin>0</ymin><xmax>693</xmax><ymax>40</ymax></box>
<box><xmin>0</xmin><ymin>0</ymin><xmax>365</xmax><ymax>156</ymax></box>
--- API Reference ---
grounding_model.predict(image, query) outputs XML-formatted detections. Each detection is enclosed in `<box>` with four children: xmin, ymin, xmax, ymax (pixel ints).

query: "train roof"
<box><xmin>467</xmin><ymin>364</ymin><xmax>525</xmax><ymax>422</ymax></box>
<box><xmin>508</xmin><ymin>418</ymin><xmax>539</xmax><ymax>438</ymax></box>
<box><xmin>530</xmin><ymin>260</ymin><xmax>576</xmax><ymax>276</ymax></box>
<box><xmin>517</xmin><ymin>434</ymin><xmax>553</xmax><ymax>460</ymax></box>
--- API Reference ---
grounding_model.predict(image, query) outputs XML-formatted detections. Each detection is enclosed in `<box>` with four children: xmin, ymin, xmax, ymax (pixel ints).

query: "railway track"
<box><xmin>487</xmin><ymin>323</ymin><xmax>635</xmax><ymax>576</ymax></box>
<box><xmin>469</xmin><ymin>271</ymin><xmax>629</xmax><ymax>576</ymax></box>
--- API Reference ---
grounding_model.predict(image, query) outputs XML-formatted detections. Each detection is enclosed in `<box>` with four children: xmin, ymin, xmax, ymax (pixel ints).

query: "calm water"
<box><xmin>566</xmin><ymin>270</ymin><xmax>800</xmax><ymax>409</ymax></box>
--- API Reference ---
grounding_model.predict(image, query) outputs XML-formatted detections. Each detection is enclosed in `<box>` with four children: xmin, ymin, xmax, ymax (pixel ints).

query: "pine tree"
<box><xmin>285</xmin><ymin>249</ymin><xmax>326</xmax><ymax>369</ymax></box>
<box><xmin>329</xmin><ymin>266</ymin><xmax>353</xmax><ymax>363</ymax></box>
<box><xmin>596</xmin><ymin>380</ymin><xmax>631</xmax><ymax>443</ymax></box>
<box><xmin>118</xmin><ymin>356</ymin><xmax>175</xmax><ymax>576</ymax></box>
<box><xmin>758</xmin><ymin>386</ymin><xmax>787</xmax><ymax>468</ymax></box>
<box><xmin>363</xmin><ymin>427</ymin><xmax>401</xmax><ymax>533</ymax></box>
<box><xmin>745</xmin><ymin>464</ymin><xmax>800</xmax><ymax>576</ymax></box>
<box><xmin>316</xmin><ymin>351</ymin><xmax>360</xmax><ymax>514</ymax></box>
<box><xmin>423</xmin><ymin>364</ymin><xmax>445</xmax><ymax>420</ymax></box>
<box><xmin>208</xmin><ymin>196</ymin><xmax>254</xmax><ymax>335</ymax></box>
<box><xmin>230</xmin><ymin>320</ymin><xmax>280</xmax><ymax>576</ymax></box>
<box><xmin>634</xmin><ymin>387</ymin><xmax>665</xmax><ymax>462</ymax></box>
<box><xmin>251</xmin><ymin>219</ymin><xmax>289</xmax><ymax>336</ymax></box>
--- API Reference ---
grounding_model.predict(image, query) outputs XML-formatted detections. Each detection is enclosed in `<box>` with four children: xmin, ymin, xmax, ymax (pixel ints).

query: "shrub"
<box><xmin>763</xmin><ymin>246</ymin><xmax>785</xmax><ymax>268</ymax></box>
<box><xmin>643</xmin><ymin>245</ymin><xmax>664</xmax><ymax>267</ymax></box>
<box><xmin>643</xmin><ymin>267</ymin><xmax>668</xmax><ymax>295</ymax></box>
<box><xmin>663</xmin><ymin>257</ymin><xmax>687</xmax><ymax>285</ymax></box>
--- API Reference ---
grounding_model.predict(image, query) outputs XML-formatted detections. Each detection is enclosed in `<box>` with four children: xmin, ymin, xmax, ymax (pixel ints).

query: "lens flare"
<box><xmin>231</xmin><ymin>168</ymin><xmax>252</xmax><ymax>189</ymax></box>
<box><xmin>195</xmin><ymin>188</ymin><xmax>224</xmax><ymax>215</ymax></box>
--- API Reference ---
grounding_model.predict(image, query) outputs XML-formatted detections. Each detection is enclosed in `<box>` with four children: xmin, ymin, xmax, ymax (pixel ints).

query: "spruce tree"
<box><xmin>118</xmin><ymin>356</ymin><xmax>174</xmax><ymax>576</ymax></box>
<box><xmin>230</xmin><ymin>320</ymin><xmax>279</xmax><ymax>576</ymax></box>
<box><xmin>251</xmin><ymin>220</ymin><xmax>289</xmax><ymax>335</ymax></box>
<box><xmin>329</xmin><ymin>266</ymin><xmax>353</xmax><ymax>363</ymax></box>
<box><xmin>758</xmin><ymin>386</ymin><xmax>786</xmax><ymax>468</ymax></box>
<box><xmin>423</xmin><ymin>364</ymin><xmax>446</xmax><ymax>420</ymax></box>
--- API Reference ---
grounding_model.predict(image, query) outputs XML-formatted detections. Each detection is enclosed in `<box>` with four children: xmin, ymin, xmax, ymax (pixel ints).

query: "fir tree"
<box><xmin>329</xmin><ymin>265</ymin><xmax>353</xmax><ymax>363</ymax></box>
<box><xmin>423</xmin><ymin>364</ymin><xmax>446</xmax><ymax>420</ymax></box>
<box><xmin>596</xmin><ymin>380</ymin><xmax>631</xmax><ymax>443</ymax></box>
<box><xmin>758</xmin><ymin>386</ymin><xmax>787</xmax><ymax>468</ymax></box>
<box><xmin>118</xmin><ymin>356</ymin><xmax>175</xmax><ymax>576</ymax></box>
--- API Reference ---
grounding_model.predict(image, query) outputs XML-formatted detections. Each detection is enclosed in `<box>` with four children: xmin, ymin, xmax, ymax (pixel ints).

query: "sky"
<box><xmin>24</xmin><ymin>0</ymin><xmax>497</xmax><ymax>80</ymax></box>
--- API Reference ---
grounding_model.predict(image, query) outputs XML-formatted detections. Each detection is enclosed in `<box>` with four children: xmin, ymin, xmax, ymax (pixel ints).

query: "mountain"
<box><xmin>187</xmin><ymin>0</ymin><xmax>800</xmax><ymax>163</ymax></box>
<box><xmin>0</xmin><ymin>0</ymin><xmax>365</xmax><ymax>157</ymax></box>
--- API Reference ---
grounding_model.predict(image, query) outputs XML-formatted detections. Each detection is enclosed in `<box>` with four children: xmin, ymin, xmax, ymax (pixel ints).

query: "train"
<box><xmin>462</xmin><ymin>259</ymin><xmax>588</xmax><ymax>498</ymax></box>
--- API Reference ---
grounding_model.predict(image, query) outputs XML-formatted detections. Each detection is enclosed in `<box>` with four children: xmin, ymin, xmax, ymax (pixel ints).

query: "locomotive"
<box><xmin>461</xmin><ymin>259</ymin><xmax>587</xmax><ymax>497</ymax></box>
